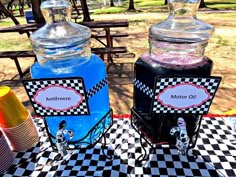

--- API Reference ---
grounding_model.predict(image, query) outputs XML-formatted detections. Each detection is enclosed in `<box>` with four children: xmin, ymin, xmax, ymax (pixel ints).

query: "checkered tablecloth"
<box><xmin>2</xmin><ymin>116</ymin><xmax>236</xmax><ymax>177</ymax></box>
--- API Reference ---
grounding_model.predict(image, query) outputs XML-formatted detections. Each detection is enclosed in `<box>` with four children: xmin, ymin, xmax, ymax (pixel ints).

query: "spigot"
<box><xmin>170</xmin><ymin>117</ymin><xmax>190</xmax><ymax>155</ymax></box>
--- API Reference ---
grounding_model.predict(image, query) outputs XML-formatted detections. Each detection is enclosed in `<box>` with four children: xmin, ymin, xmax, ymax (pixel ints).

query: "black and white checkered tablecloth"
<box><xmin>2</xmin><ymin>116</ymin><xmax>236</xmax><ymax>177</ymax></box>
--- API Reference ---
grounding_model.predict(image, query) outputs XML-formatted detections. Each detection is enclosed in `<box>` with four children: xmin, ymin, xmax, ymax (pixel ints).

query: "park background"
<box><xmin>0</xmin><ymin>0</ymin><xmax>236</xmax><ymax>116</ymax></box>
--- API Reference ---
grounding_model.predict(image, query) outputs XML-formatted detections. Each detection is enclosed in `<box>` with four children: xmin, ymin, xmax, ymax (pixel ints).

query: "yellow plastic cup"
<box><xmin>0</xmin><ymin>86</ymin><xmax>28</xmax><ymax>128</ymax></box>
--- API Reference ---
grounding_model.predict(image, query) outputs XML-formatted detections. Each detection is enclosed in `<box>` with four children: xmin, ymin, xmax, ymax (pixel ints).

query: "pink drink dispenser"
<box><xmin>132</xmin><ymin>0</ymin><xmax>220</xmax><ymax>155</ymax></box>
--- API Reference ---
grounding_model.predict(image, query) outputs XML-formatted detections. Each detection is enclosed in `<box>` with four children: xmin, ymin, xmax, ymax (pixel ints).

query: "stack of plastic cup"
<box><xmin>0</xmin><ymin>86</ymin><xmax>39</xmax><ymax>152</ymax></box>
<box><xmin>0</xmin><ymin>129</ymin><xmax>14</xmax><ymax>174</ymax></box>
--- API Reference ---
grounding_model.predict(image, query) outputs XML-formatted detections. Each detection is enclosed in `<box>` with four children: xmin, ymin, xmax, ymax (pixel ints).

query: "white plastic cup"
<box><xmin>2</xmin><ymin>113</ymin><xmax>39</xmax><ymax>152</ymax></box>
<box><xmin>0</xmin><ymin>130</ymin><xmax>14</xmax><ymax>174</ymax></box>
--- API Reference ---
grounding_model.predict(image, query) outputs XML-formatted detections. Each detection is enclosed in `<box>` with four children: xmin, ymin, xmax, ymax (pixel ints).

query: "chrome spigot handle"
<box><xmin>170</xmin><ymin>117</ymin><xmax>190</xmax><ymax>155</ymax></box>
<box><xmin>176</xmin><ymin>117</ymin><xmax>190</xmax><ymax>154</ymax></box>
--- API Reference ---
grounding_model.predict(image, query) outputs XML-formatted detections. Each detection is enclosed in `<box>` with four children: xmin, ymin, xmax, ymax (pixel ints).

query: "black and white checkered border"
<box><xmin>2</xmin><ymin>117</ymin><xmax>236</xmax><ymax>177</ymax></box>
<box><xmin>23</xmin><ymin>78</ymin><xmax>89</xmax><ymax>116</ymax></box>
<box><xmin>152</xmin><ymin>77</ymin><xmax>221</xmax><ymax>114</ymax></box>
<box><xmin>87</xmin><ymin>77</ymin><xmax>108</xmax><ymax>99</ymax></box>
<box><xmin>133</xmin><ymin>78</ymin><xmax>154</xmax><ymax>98</ymax></box>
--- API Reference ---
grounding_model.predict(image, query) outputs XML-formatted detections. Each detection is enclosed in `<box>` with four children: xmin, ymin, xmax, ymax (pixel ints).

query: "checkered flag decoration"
<box><xmin>133</xmin><ymin>78</ymin><xmax>154</xmax><ymax>98</ymax></box>
<box><xmin>152</xmin><ymin>76</ymin><xmax>221</xmax><ymax>114</ymax></box>
<box><xmin>23</xmin><ymin>78</ymin><xmax>90</xmax><ymax>116</ymax></box>
<box><xmin>87</xmin><ymin>77</ymin><xmax>108</xmax><ymax>99</ymax></box>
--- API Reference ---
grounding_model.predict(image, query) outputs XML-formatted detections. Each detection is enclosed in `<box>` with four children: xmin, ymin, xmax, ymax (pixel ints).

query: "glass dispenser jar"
<box><xmin>30</xmin><ymin>0</ymin><xmax>111</xmax><ymax>149</ymax></box>
<box><xmin>133</xmin><ymin>0</ymin><xmax>214</xmax><ymax>150</ymax></box>
<box><xmin>148</xmin><ymin>0</ymin><xmax>214</xmax><ymax>66</ymax></box>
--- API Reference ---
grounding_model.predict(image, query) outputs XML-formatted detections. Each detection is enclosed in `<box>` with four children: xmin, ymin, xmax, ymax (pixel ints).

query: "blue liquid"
<box><xmin>31</xmin><ymin>54</ymin><xmax>111</xmax><ymax>147</ymax></box>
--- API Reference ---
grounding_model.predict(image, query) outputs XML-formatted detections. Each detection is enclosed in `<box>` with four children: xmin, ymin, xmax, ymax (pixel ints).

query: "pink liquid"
<box><xmin>142</xmin><ymin>53</ymin><xmax>203</xmax><ymax>66</ymax></box>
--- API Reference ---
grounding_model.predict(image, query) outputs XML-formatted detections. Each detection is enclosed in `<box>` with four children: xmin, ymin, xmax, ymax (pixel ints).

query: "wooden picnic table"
<box><xmin>81</xmin><ymin>19</ymin><xmax>129</xmax><ymax>28</ymax></box>
<box><xmin>0</xmin><ymin>23</ymin><xmax>42</xmax><ymax>36</ymax></box>
<box><xmin>81</xmin><ymin>19</ymin><xmax>129</xmax><ymax>62</ymax></box>
<box><xmin>0</xmin><ymin>19</ymin><xmax>128</xmax><ymax>50</ymax></box>
<box><xmin>0</xmin><ymin>19</ymin><xmax>129</xmax><ymax>78</ymax></box>
<box><xmin>0</xmin><ymin>19</ymin><xmax>129</xmax><ymax>57</ymax></box>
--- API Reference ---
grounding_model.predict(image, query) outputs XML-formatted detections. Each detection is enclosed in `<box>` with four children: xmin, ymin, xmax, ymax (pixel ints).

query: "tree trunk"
<box><xmin>164</xmin><ymin>0</ymin><xmax>168</xmax><ymax>5</ymax></box>
<box><xmin>127</xmin><ymin>0</ymin><xmax>136</xmax><ymax>11</ymax></box>
<box><xmin>199</xmin><ymin>0</ymin><xmax>207</xmax><ymax>8</ymax></box>
<box><xmin>110</xmin><ymin>0</ymin><xmax>115</xmax><ymax>7</ymax></box>
<box><xmin>31</xmin><ymin>0</ymin><xmax>45</xmax><ymax>24</ymax></box>
<box><xmin>80</xmin><ymin>0</ymin><xmax>92</xmax><ymax>22</ymax></box>
<box><xmin>7</xmin><ymin>0</ymin><xmax>15</xmax><ymax>10</ymax></box>
<box><xmin>19</xmin><ymin>0</ymin><xmax>25</xmax><ymax>16</ymax></box>
<box><xmin>71</xmin><ymin>0</ymin><xmax>81</xmax><ymax>16</ymax></box>
<box><xmin>0</xmin><ymin>1</ymin><xmax>19</xmax><ymax>25</ymax></box>
<box><xmin>26</xmin><ymin>0</ymin><xmax>31</xmax><ymax>8</ymax></box>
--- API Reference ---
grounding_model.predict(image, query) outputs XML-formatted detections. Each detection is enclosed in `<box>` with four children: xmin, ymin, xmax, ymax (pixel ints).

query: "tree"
<box><xmin>79</xmin><ymin>0</ymin><xmax>92</xmax><ymax>22</ymax></box>
<box><xmin>0</xmin><ymin>1</ymin><xmax>19</xmax><ymax>25</ymax></box>
<box><xmin>110</xmin><ymin>0</ymin><xmax>115</xmax><ymax>7</ymax></box>
<box><xmin>199</xmin><ymin>0</ymin><xmax>207</xmax><ymax>8</ymax></box>
<box><xmin>127</xmin><ymin>0</ymin><xmax>136</xmax><ymax>11</ymax></box>
<box><xmin>164</xmin><ymin>0</ymin><xmax>168</xmax><ymax>5</ymax></box>
<box><xmin>26</xmin><ymin>0</ymin><xmax>31</xmax><ymax>8</ymax></box>
<box><xmin>18</xmin><ymin>0</ymin><xmax>25</xmax><ymax>16</ymax></box>
<box><xmin>31</xmin><ymin>0</ymin><xmax>45</xmax><ymax>24</ymax></box>
<box><xmin>71</xmin><ymin>0</ymin><xmax>81</xmax><ymax>16</ymax></box>
<box><xmin>7</xmin><ymin>0</ymin><xmax>14</xmax><ymax>10</ymax></box>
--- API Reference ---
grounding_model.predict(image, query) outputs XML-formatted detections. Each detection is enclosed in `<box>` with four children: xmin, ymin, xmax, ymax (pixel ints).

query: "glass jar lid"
<box><xmin>149</xmin><ymin>0</ymin><xmax>214</xmax><ymax>43</ymax></box>
<box><xmin>31</xmin><ymin>0</ymin><xmax>91</xmax><ymax>49</ymax></box>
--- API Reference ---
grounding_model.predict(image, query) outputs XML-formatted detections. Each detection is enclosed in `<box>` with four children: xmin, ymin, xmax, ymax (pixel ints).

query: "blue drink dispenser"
<box><xmin>29</xmin><ymin>0</ymin><xmax>112</xmax><ymax>149</ymax></box>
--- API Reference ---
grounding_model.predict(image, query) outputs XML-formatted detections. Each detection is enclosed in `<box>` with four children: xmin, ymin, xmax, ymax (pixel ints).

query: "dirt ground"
<box><xmin>1</xmin><ymin>11</ymin><xmax>236</xmax><ymax>116</ymax></box>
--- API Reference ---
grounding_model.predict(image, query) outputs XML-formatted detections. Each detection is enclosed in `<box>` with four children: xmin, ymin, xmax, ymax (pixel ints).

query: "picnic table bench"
<box><xmin>81</xmin><ymin>19</ymin><xmax>129</xmax><ymax>62</ymax></box>
<box><xmin>0</xmin><ymin>50</ymin><xmax>36</xmax><ymax>78</ymax></box>
<box><xmin>0</xmin><ymin>19</ymin><xmax>129</xmax><ymax>78</ymax></box>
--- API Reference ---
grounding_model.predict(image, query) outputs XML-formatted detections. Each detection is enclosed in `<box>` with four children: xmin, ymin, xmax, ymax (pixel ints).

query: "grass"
<box><xmin>0</xmin><ymin>0</ymin><xmax>235</xmax><ymax>51</ymax></box>
<box><xmin>206</xmin><ymin>0</ymin><xmax>236</xmax><ymax>9</ymax></box>
<box><xmin>0</xmin><ymin>0</ymin><xmax>235</xmax><ymax>114</ymax></box>
<box><xmin>0</xmin><ymin>17</ymin><xmax>27</xmax><ymax>27</ymax></box>
<box><xmin>0</xmin><ymin>32</ymin><xmax>32</xmax><ymax>51</ymax></box>
<box><xmin>215</xmin><ymin>36</ymin><xmax>229</xmax><ymax>46</ymax></box>
<box><xmin>93</xmin><ymin>6</ymin><xmax>126</xmax><ymax>14</ymax></box>
<box><xmin>93</xmin><ymin>0</ymin><xmax>236</xmax><ymax>14</ymax></box>
<box><xmin>93</xmin><ymin>0</ymin><xmax>166</xmax><ymax>14</ymax></box>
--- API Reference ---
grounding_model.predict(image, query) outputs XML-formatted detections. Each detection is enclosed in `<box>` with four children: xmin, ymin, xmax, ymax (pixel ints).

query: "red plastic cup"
<box><xmin>0</xmin><ymin>130</ymin><xmax>14</xmax><ymax>174</ymax></box>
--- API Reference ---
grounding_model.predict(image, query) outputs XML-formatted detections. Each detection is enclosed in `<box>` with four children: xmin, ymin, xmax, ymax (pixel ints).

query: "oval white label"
<box><xmin>157</xmin><ymin>83</ymin><xmax>210</xmax><ymax>109</ymax></box>
<box><xmin>34</xmin><ymin>85</ymin><xmax>83</xmax><ymax>111</ymax></box>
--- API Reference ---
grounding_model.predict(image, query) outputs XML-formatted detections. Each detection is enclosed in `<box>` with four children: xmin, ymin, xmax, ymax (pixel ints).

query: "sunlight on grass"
<box><xmin>0</xmin><ymin>17</ymin><xmax>31</xmax><ymax>51</ymax></box>
<box><xmin>198</xmin><ymin>13</ymin><xmax>236</xmax><ymax>20</ymax></box>
<box><xmin>94</xmin><ymin>7</ymin><xmax>126</xmax><ymax>14</ymax></box>
<box><xmin>93</xmin><ymin>0</ymin><xmax>167</xmax><ymax>14</ymax></box>
<box><xmin>212</xmin><ymin>35</ymin><xmax>229</xmax><ymax>47</ymax></box>
<box><xmin>93</xmin><ymin>0</ymin><xmax>236</xmax><ymax>14</ymax></box>
<box><xmin>206</xmin><ymin>0</ymin><xmax>236</xmax><ymax>9</ymax></box>
<box><xmin>0</xmin><ymin>17</ymin><xmax>27</xmax><ymax>27</ymax></box>
<box><xmin>128</xmin><ymin>13</ymin><xmax>166</xmax><ymax>22</ymax></box>
<box><xmin>0</xmin><ymin>37</ymin><xmax>32</xmax><ymax>51</ymax></box>
<box><xmin>135</xmin><ymin>1</ymin><xmax>163</xmax><ymax>7</ymax></box>
<box><xmin>0</xmin><ymin>0</ymin><xmax>235</xmax><ymax>53</ymax></box>
<box><xmin>198</xmin><ymin>13</ymin><xmax>236</xmax><ymax>27</ymax></box>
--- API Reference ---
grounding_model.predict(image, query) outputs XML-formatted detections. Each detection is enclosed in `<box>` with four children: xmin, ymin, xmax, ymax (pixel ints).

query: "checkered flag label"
<box><xmin>23</xmin><ymin>77</ymin><xmax>90</xmax><ymax>116</ymax></box>
<box><xmin>133</xmin><ymin>78</ymin><xmax>154</xmax><ymax>98</ymax></box>
<box><xmin>87</xmin><ymin>77</ymin><xmax>108</xmax><ymax>99</ymax></box>
<box><xmin>152</xmin><ymin>76</ymin><xmax>221</xmax><ymax>114</ymax></box>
